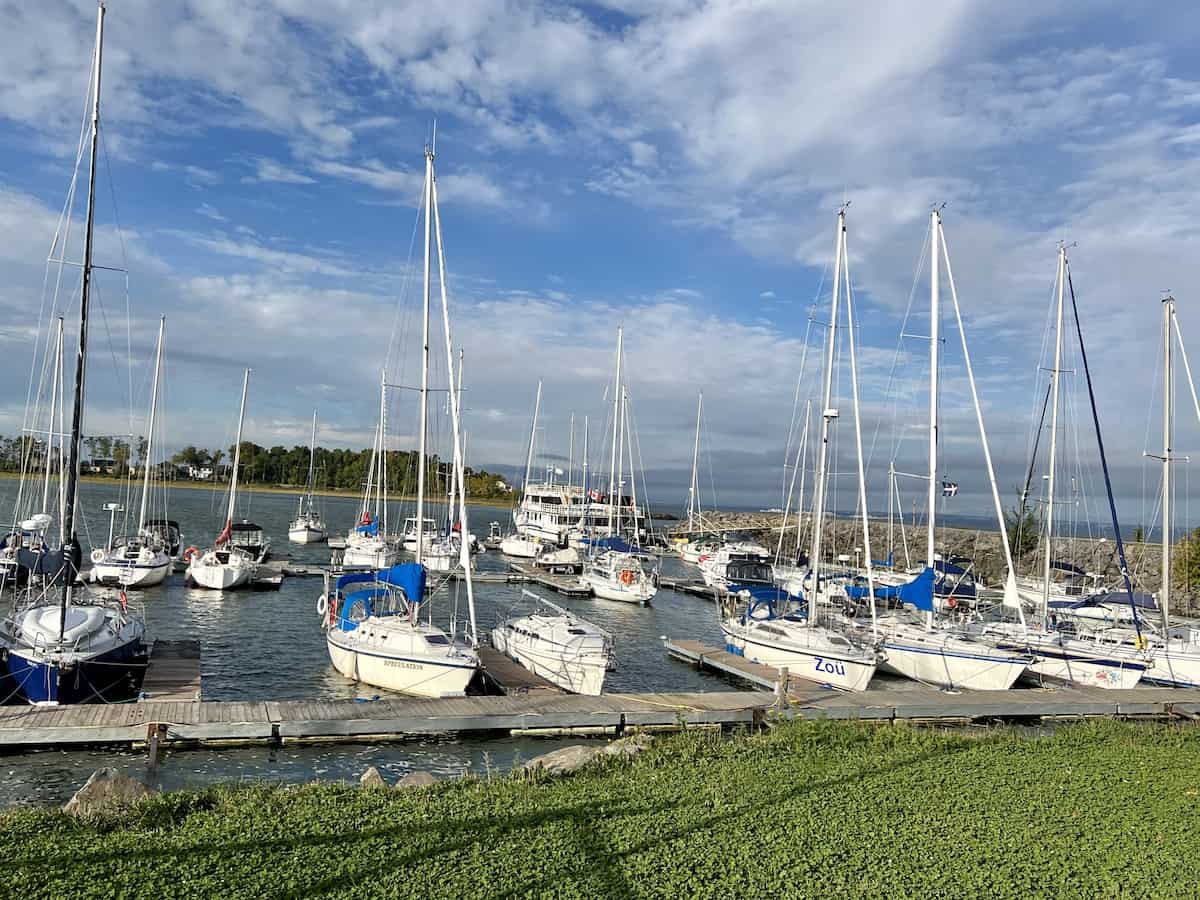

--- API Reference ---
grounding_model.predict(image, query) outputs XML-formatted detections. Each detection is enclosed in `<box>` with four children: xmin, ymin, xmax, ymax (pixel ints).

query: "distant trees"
<box><xmin>1004</xmin><ymin>500</ymin><xmax>1040</xmax><ymax>563</ymax></box>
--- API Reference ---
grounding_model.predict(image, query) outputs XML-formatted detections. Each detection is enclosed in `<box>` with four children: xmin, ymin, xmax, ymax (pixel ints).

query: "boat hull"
<box><xmin>490</xmin><ymin>628</ymin><xmax>607</xmax><ymax>695</ymax></box>
<box><xmin>187</xmin><ymin>561</ymin><xmax>254</xmax><ymax>590</ymax></box>
<box><xmin>585</xmin><ymin>574</ymin><xmax>655</xmax><ymax>604</ymax></box>
<box><xmin>91</xmin><ymin>557</ymin><xmax>170</xmax><ymax>588</ymax></box>
<box><xmin>288</xmin><ymin>527</ymin><xmax>327</xmax><ymax>544</ymax></box>
<box><xmin>326</xmin><ymin>634</ymin><xmax>476</xmax><ymax>698</ymax></box>
<box><xmin>879</xmin><ymin>630</ymin><xmax>1029</xmax><ymax>691</ymax></box>
<box><xmin>341</xmin><ymin>545</ymin><xmax>398</xmax><ymax>569</ymax></box>
<box><xmin>5</xmin><ymin>637</ymin><xmax>147</xmax><ymax>705</ymax></box>
<box><xmin>722</xmin><ymin>620</ymin><xmax>876</xmax><ymax>692</ymax></box>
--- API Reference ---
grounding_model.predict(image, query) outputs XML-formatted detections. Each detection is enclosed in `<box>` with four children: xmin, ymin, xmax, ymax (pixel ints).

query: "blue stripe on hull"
<box><xmin>5</xmin><ymin>639</ymin><xmax>147</xmax><ymax>704</ymax></box>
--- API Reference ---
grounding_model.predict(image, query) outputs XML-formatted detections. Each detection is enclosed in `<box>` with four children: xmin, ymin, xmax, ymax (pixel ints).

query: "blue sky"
<box><xmin>3</xmin><ymin>1</ymin><xmax>1200</xmax><ymax>520</ymax></box>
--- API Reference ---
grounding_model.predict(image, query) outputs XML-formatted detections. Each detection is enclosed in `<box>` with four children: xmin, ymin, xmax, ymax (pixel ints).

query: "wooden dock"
<box><xmin>658</xmin><ymin>576</ymin><xmax>718</xmax><ymax>601</ymax></box>
<box><xmin>507</xmin><ymin>563</ymin><xmax>593</xmax><ymax>598</ymax></box>
<box><xmin>139</xmin><ymin>640</ymin><xmax>202</xmax><ymax>702</ymax></box>
<box><xmin>477</xmin><ymin>646</ymin><xmax>564</xmax><ymax>696</ymax></box>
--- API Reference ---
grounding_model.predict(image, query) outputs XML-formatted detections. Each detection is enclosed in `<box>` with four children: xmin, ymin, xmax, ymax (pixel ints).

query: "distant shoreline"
<box><xmin>0</xmin><ymin>471</ymin><xmax>520</xmax><ymax>509</ymax></box>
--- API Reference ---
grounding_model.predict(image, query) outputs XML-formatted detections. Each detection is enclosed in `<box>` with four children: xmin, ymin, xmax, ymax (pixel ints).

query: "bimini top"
<box><xmin>336</xmin><ymin>562</ymin><xmax>427</xmax><ymax>606</ymax></box>
<box><xmin>231</xmin><ymin>522</ymin><xmax>263</xmax><ymax>532</ymax></box>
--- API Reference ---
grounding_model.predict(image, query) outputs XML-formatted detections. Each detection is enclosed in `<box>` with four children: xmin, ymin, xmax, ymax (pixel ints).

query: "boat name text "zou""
<box><xmin>813</xmin><ymin>657</ymin><xmax>846</xmax><ymax>677</ymax></box>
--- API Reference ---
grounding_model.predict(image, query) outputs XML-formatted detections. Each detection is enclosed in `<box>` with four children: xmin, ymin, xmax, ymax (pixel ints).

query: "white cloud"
<box><xmin>245</xmin><ymin>158</ymin><xmax>316</xmax><ymax>185</ymax></box>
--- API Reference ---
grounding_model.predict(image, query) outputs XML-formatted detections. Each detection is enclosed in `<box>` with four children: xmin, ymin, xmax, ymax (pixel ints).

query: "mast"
<box><xmin>302</xmin><ymin>410</ymin><xmax>317</xmax><ymax>517</ymax></box>
<box><xmin>926</xmin><ymin>210</ymin><xmax>940</xmax><ymax>598</ymax></box>
<box><xmin>623</xmin><ymin>388</ymin><xmax>639</xmax><ymax>543</ymax></box>
<box><xmin>688</xmin><ymin>391</ymin><xmax>702</xmax><ymax>532</ymax></box>
<box><xmin>378</xmin><ymin>370</ymin><xmax>387</xmax><ymax>533</ymax></box>
<box><xmin>615</xmin><ymin>373</ymin><xmax>627</xmax><ymax>536</ymax></box>
<box><xmin>582</xmin><ymin>415</ymin><xmax>589</xmax><ymax>497</ymax></box>
<box><xmin>841</xmin><ymin>212</ymin><xmax>877</xmax><ymax>634</ymax></box>
<box><xmin>224</xmin><ymin>369</ymin><xmax>250</xmax><ymax>532</ymax></box>
<box><xmin>137</xmin><ymin>315</ymin><xmax>164</xmax><ymax>533</ymax></box>
<box><xmin>521</xmin><ymin>381</ymin><xmax>542</xmax><ymax>495</ymax></box>
<box><xmin>416</xmin><ymin>146</ymin><xmax>433</xmax><ymax>564</ymax></box>
<box><xmin>1041</xmin><ymin>246</ymin><xmax>1067</xmax><ymax>627</ymax></box>
<box><xmin>42</xmin><ymin>318</ymin><xmax>64</xmax><ymax>519</ymax></box>
<box><xmin>607</xmin><ymin>327</ymin><xmax>623</xmax><ymax>535</ymax></box>
<box><xmin>1162</xmin><ymin>295</ymin><xmax>1174</xmax><ymax>626</ymax></box>
<box><xmin>430</xmin><ymin>161</ymin><xmax>478</xmax><ymax>643</ymax></box>
<box><xmin>808</xmin><ymin>210</ymin><xmax>845</xmax><ymax>594</ymax></box>
<box><xmin>567</xmin><ymin>411</ymin><xmax>575</xmax><ymax>493</ymax></box>
<box><xmin>59</xmin><ymin>1</ymin><xmax>105</xmax><ymax>639</ymax></box>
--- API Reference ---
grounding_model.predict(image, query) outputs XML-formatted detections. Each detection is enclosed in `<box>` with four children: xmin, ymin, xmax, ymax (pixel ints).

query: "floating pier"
<box><xmin>507</xmin><ymin>563</ymin><xmax>593</xmax><ymax>598</ymax></box>
<box><xmin>477</xmin><ymin>646</ymin><xmax>564</xmax><ymax>696</ymax></box>
<box><xmin>139</xmin><ymin>640</ymin><xmax>202</xmax><ymax>703</ymax></box>
<box><xmin>657</xmin><ymin>577</ymin><xmax>717</xmax><ymax>601</ymax></box>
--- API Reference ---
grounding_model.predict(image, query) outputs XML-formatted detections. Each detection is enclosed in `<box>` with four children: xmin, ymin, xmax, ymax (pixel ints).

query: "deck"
<box><xmin>507</xmin><ymin>563</ymin><xmax>593</xmax><ymax>597</ymax></box>
<box><xmin>477</xmin><ymin>646</ymin><xmax>564</xmax><ymax>696</ymax></box>
<box><xmin>139</xmin><ymin>640</ymin><xmax>202</xmax><ymax>702</ymax></box>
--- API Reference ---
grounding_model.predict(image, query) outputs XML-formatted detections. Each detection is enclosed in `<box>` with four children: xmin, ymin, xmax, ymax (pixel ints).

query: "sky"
<box><xmin>2</xmin><ymin>0</ymin><xmax>1200</xmax><ymax>524</ymax></box>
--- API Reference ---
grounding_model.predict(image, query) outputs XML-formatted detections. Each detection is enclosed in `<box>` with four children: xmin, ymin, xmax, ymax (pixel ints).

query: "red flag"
<box><xmin>215</xmin><ymin>520</ymin><xmax>232</xmax><ymax>546</ymax></box>
<box><xmin>452</xmin><ymin>520</ymin><xmax>462</xmax><ymax>533</ymax></box>
<box><xmin>359</xmin><ymin>510</ymin><xmax>373</xmax><ymax>526</ymax></box>
<box><xmin>118</xmin><ymin>590</ymin><xmax>128</xmax><ymax>611</ymax></box>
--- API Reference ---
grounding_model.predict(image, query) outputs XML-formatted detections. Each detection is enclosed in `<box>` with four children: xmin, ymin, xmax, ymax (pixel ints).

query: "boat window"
<box><xmin>424</xmin><ymin>634</ymin><xmax>451</xmax><ymax>646</ymax></box>
<box><xmin>567</xmin><ymin>628</ymin><xmax>587</xmax><ymax>635</ymax></box>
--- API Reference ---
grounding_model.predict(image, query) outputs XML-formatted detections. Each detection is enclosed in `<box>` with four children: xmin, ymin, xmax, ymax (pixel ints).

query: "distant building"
<box><xmin>187</xmin><ymin>465</ymin><xmax>215</xmax><ymax>480</ymax></box>
<box><xmin>86</xmin><ymin>458</ymin><xmax>117</xmax><ymax>474</ymax></box>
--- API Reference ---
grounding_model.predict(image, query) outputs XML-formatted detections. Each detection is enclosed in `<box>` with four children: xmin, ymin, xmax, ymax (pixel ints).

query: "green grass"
<box><xmin>2</xmin><ymin>720</ymin><xmax>1197</xmax><ymax>898</ymax></box>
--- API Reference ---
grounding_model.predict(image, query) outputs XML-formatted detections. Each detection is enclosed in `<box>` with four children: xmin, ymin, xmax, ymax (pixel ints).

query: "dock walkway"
<box><xmin>507</xmin><ymin>563</ymin><xmax>592</xmax><ymax>598</ymax></box>
<box><xmin>477</xmin><ymin>646</ymin><xmax>564</xmax><ymax>696</ymax></box>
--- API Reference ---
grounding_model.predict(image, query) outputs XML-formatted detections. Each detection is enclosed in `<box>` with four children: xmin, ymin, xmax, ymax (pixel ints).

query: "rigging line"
<box><xmin>1064</xmin><ymin>260</ymin><xmax>1142</xmax><ymax>639</ymax></box>
<box><xmin>98</xmin><ymin>124</ymin><xmax>134</xmax><ymax>437</ymax></box>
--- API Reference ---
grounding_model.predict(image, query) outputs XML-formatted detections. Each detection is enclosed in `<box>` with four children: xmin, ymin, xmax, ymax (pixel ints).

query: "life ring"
<box><xmin>620</xmin><ymin>569</ymin><xmax>635</xmax><ymax>586</ymax></box>
<box><xmin>183</xmin><ymin>546</ymin><xmax>199</xmax><ymax>563</ymax></box>
<box><xmin>947</xmin><ymin>596</ymin><xmax>958</xmax><ymax>610</ymax></box>
<box><xmin>317</xmin><ymin>593</ymin><xmax>329</xmax><ymax>621</ymax></box>
<box><xmin>90</xmin><ymin>548</ymin><xmax>105</xmax><ymax>564</ymax></box>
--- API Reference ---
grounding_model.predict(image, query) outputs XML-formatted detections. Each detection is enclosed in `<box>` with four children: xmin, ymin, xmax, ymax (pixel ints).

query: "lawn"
<box><xmin>1</xmin><ymin>719</ymin><xmax>1195</xmax><ymax>898</ymax></box>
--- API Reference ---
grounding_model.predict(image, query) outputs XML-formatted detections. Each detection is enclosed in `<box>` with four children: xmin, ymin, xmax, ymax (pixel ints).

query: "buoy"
<box><xmin>317</xmin><ymin>593</ymin><xmax>329</xmax><ymax>620</ymax></box>
<box><xmin>90</xmin><ymin>548</ymin><xmax>105</xmax><ymax>564</ymax></box>
<box><xmin>620</xmin><ymin>569</ymin><xmax>635</xmax><ymax>585</ymax></box>
<box><xmin>183</xmin><ymin>546</ymin><xmax>199</xmax><ymax>562</ymax></box>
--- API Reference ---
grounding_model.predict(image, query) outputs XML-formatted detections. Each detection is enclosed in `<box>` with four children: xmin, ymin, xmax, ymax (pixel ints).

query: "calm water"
<box><xmin>0</xmin><ymin>481</ymin><xmax>726</xmax><ymax>807</ymax></box>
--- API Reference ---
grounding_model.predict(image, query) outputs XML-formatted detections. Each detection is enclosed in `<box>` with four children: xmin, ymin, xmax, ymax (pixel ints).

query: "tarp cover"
<box><xmin>898</xmin><ymin>566</ymin><xmax>936</xmax><ymax>612</ymax></box>
<box><xmin>584</xmin><ymin>536</ymin><xmax>641</xmax><ymax>554</ymax></box>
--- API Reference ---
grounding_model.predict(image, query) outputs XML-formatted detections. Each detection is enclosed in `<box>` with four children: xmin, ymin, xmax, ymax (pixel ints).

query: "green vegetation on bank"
<box><xmin>2</xmin><ymin>720</ymin><xmax>1196</xmax><ymax>898</ymax></box>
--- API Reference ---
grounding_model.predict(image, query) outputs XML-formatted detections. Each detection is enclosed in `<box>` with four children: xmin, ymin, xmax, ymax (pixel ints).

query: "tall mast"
<box><xmin>521</xmin><ymin>381</ymin><xmax>542</xmax><ymax>496</ymax></box>
<box><xmin>59</xmin><ymin>1</ymin><xmax>105</xmax><ymax>639</ymax></box>
<box><xmin>430</xmin><ymin>163</ymin><xmax>477</xmax><ymax>643</ymax></box>
<box><xmin>567</xmin><ymin>411</ymin><xmax>575</xmax><ymax>492</ymax></box>
<box><xmin>607</xmin><ymin>327</ymin><xmax>623</xmax><ymax>535</ymax></box>
<box><xmin>137</xmin><ymin>315</ymin><xmax>164</xmax><ymax>532</ymax></box>
<box><xmin>1041</xmin><ymin>246</ymin><xmax>1067</xmax><ymax>627</ymax></box>
<box><xmin>615</xmin><ymin>375</ymin><xmax>627</xmax><ymax>536</ymax></box>
<box><xmin>1162</xmin><ymin>295</ymin><xmax>1174</xmax><ymax>625</ymax></box>
<box><xmin>378</xmin><ymin>369</ymin><xmax>387</xmax><ymax>533</ymax></box>
<box><xmin>808</xmin><ymin>210</ymin><xmax>845</xmax><ymax>591</ymax></box>
<box><xmin>225</xmin><ymin>369</ymin><xmax>250</xmax><ymax>530</ymax></box>
<box><xmin>842</xmin><ymin>213</ymin><xmax>877</xmax><ymax>635</ymax></box>
<box><xmin>304</xmin><ymin>410</ymin><xmax>317</xmax><ymax>516</ymax></box>
<box><xmin>42</xmin><ymin>318</ymin><xmax>64</xmax><ymax>518</ymax></box>
<box><xmin>416</xmin><ymin>146</ymin><xmax>434</xmax><ymax>564</ymax></box>
<box><xmin>925</xmin><ymin>210</ymin><xmax>942</xmax><ymax>631</ymax></box>
<box><xmin>581</xmin><ymin>415</ymin><xmax>589</xmax><ymax>503</ymax></box>
<box><xmin>688</xmin><ymin>391</ymin><xmax>702</xmax><ymax>532</ymax></box>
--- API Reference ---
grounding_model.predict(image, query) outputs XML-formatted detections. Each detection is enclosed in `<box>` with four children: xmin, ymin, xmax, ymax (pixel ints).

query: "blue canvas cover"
<box><xmin>584</xmin><ymin>536</ymin><xmax>641</xmax><ymax>554</ymax></box>
<box><xmin>898</xmin><ymin>567</ymin><xmax>936</xmax><ymax>612</ymax></box>
<box><xmin>379</xmin><ymin>562</ymin><xmax>428</xmax><ymax>608</ymax></box>
<box><xmin>355</xmin><ymin>521</ymin><xmax>379</xmax><ymax>536</ymax></box>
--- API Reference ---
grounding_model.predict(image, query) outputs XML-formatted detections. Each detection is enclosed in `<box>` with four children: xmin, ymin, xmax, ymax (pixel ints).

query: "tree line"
<box><xmin>0</xmin><ymin>435</ymin><xmax>514</xmax><ymax>501</ymax></box>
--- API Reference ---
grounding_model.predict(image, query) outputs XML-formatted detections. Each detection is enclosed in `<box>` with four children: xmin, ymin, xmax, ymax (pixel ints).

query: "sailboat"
<box><xmin>321</xmin><ymin>139</ymin><xmax>479</xmax><ymax>697</ymax></box>
<box><xmin>186</xmin><ymin>370</ymin><xmax>260</xmax><ymax>590</ymax></box>
<box><xmin>288</xmin><ymin>413</ymin><xmax>327</xmax><ymax>543</ymax></box>
<box><xmin>90</xmin><ymin>316</ymin><xmax>172</xmax><ymax>588</ymax></box>
<box><xmin>581</xmin><ymin>328</ymin><xmax>658</xmax><ymax>604</ymax></box>
<box><xmin>865</xmin><ymin>210</ymin><xmax>1032</xmax><ymax>691</ymax></box>
<box><xmin>1</xmin><ymin>1</ymin><xmax>148</xmax><ymax>704</ymax></box>
<box><xmin>501</xmin><ymin>381</ymin><xmax>553</xmax><ymax>558</ymax></box>
<box><xmin>341</xmin><ymin>373</ymin><xmax>399</xmax><ymax>569</ymax></box>
<box><xmin>491</xmin><ymin>589</ymin><xmax>614</xmax><ymax>695</ymax></box>
<box><xmin>720</xmin><ymin>208</ymin><xmax>880</xmax><ymax>692</ymax></box>
<box><xmin>974</xmin><ymin>246</ymin><xmax>1149</xmax><ymax>688</ymax></box>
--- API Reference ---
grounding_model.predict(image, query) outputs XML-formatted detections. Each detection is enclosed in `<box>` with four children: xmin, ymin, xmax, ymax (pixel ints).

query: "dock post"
<box><xmin>773</xmin><ymin>667</ymin><xmax>789</xmax><ymax>710</ymax></box>
<box><xmin>146</xmin><ymin>723</ymin><xmax>166</xmax><ymax>772</ymax></box>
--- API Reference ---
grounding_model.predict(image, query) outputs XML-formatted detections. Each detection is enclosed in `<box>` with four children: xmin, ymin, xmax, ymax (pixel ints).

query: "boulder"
<box><xmin>395</xmin><ymin>771</ymin><xmax>438</xmax><ymax>789</ymax></box>
<box><xmin>359</xmin><ymin>766</ymin><xmax>388</xmax><ymax>788</ymax></box>
<box><xmin>62</xmin><ymin>768</ymin><xmax>153</xmax><ymax>820</ymax></box>
<box><xmin>522</xmin><ymin>745</ymin><xmax>602</xmax><ymax>777</ymax></box>
<box><xmin>601</xmin><ymin>732</ymin><xmax>655</xmax><ymax>759</ymax></box>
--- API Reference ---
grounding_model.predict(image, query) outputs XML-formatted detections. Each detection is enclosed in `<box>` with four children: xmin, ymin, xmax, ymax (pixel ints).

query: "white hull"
<box><xmin>584</xmin><ymin>573</ymin><xmax>655</xmax><ymax>604</ymax></box>
<box><xmin>91</xmin><ymin>557</ymin><xmax>170</xmax><ymax>588</ymax></box>
<box><xmin>341</xmin><ymin>543</ymin><xmax>397</xmax><ymax>569</ymax></box>
<box><xmin>326</xmin><ymin>632</ymin><xmax>476</xmax><ymax>698</ymax></box>
<box><xmin>491</xmin><ymin>627</ymin><xmax>607</xmax><ymax>695</ymax></box>
<box><xmin>1143</xmin><ymin>644</ymin><xmax>1200</xmax><ymax>687</ymax></box>
<box><xmin>187</xmin><ymin>555</ymin><xmax>256</xmax><ymax>590</ymax></box>
<box><xmin>500</xmin><ymin>536</ymin><xmax>541</xmax><ymax>558</ymax></box>
<box><xmin>876</xmin><ymin>621</ymin><xmax>1029</xmax><ymax>691</ymax></box>
<box><xmin>722</xmin><ymin>618</ymin><xmax>877</xmax><ymax>691</ymax></box>
<box><xmin>980</xmin><ymin>625</ymin><xmax>1148</xmax><ymax>690</ymax></box>
<box><xmin>289</xmin><ymin>526</ymin><xmax>327</xmax><ymax>544</ymax></box>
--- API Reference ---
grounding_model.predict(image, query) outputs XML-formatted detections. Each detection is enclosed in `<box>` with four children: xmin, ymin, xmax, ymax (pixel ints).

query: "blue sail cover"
<box><xmin>355</xmin><ymin>521</ymin><xmax>379</xmax><ymax>536</ymax></box>
<box><xmin>897</xmin><ymin>567</ymin><xmax>936</xmax><ymax>612</ymax></box>
<box><xmin>1064</xmin><ymin>590</ymin><xmax>1158</xmax><ymax>611</ymax></box>
<box><xmin>584</xmin><ymin>536</ymin><xmax>641</xmax><ymax>554</ymax></box>
<box><xmin>379</xmin><ymin>562</ymin><xmax>428</xmax><ymax>608</ymax></box>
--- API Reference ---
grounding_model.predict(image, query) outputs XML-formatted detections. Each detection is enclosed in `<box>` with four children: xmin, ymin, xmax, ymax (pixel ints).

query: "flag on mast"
<box><xmin>941</xmin><ymin>481</ymin><xmax>959</xmax><ymax>497</ymax></box>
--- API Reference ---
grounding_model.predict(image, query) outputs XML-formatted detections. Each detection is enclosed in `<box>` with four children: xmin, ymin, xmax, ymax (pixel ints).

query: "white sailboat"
<box><xmin>1</xmin><ymin>1</ymin><xmax>148</xmax><ymax>704</ymax></box>
<box><xmin>974</xmin><ymin>245</ymin><xmax>1149</xmax><ymax>688</ymax></box>
<box><xmin>869</xmin><ymin>210</ymin><xmax>1032</xmax><ymax>691</ymax></box>
<box><xmin>581</xmin><ymin>327</ymin><xmax>658</xmax><ymax>604</ymax></box>
<box><xmin>186</xmin><ymin>370</ymin><xmax>259</xmax><ymax>591</ymax></box>
<box><xmin>322</xmin><ymin>138</ymin><xmax>480</xmax><ymax>697</ymax></box>
<box><xmin>288</xmin><ymin>412</ymin><xmax>327</xmax><ymax>543</ymax></box>
<box><xmin>341</xmin><ymin>373</ymin><xmax>398</xmax><ymax>570</ymax></box>
<box><xmin>491</xmin><ymin>589</ymin><xmax>614</xmax><ymax>695</ymax></box>
<box><xmin>721</xmin><ymin>208</ymin><xmax>879</xmax><ymax>692</ymax></box>
<box><xmin>90</xmin><ymin>316</ymin><xmax>172</xmax><ymax>588</ymax></box>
